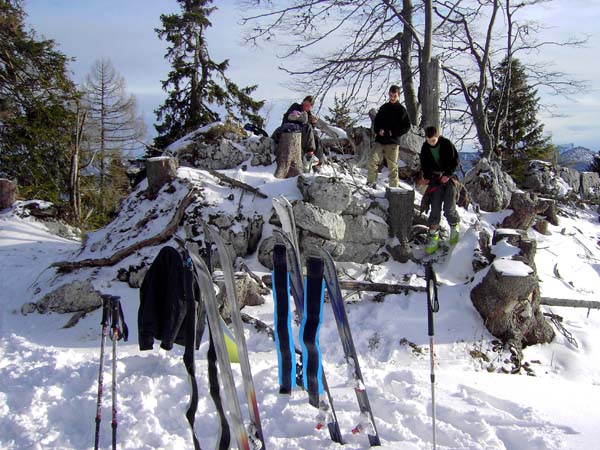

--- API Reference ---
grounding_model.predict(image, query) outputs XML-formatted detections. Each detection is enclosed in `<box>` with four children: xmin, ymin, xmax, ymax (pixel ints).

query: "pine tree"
<box><xmin>0</xmin><ymin>0</ymin><xmax>77</xmax><ymax>202</ymax></box>
<box><xmin>324</xmin><ymin>94</ymin><xmax>358</xmax><ymax>129</ymax></box>
<box><xmin>486</xmin><ymin>57</ymin><xmax>554</xmax><ymax>182</ymax></box>
<box><xmin>154</xmin><ymin>0</ymin><xmax>264</xmax><ymax>149</ymax></box>
<box><xmin>588</xmin><ymin>152</ymin><xmax>600</xmax><ymax>175</ymax></box>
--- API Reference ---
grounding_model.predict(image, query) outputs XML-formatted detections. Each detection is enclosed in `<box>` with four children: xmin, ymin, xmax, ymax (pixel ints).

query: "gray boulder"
<box><xmin>464</xmin><ymin>158</ymin><xmax>514</xmax><ymax>211</ymax></box>
<box><xmin>298</xmin><ymin>175</ymin><xmax>353</xmax><ymax>213</ymax></box>
<box><xmin>580</xmin><ymin>172</ymin><xmax>600</xmax><ymax>201</ymax></box>
<box><xmin>216</xmin><ymin>272</ymin><xmax>267</xmax><ymax>321</ymax></box>
<box><xmin>293</xmin><ymin>202</ymin><xmax>346</xmax><ymax>241</ymax></box>
<box><xmin>559</xmin><ymin>167</ymin><xmax>581</xmax><ymax>193</ymax></box>
<box><xmin>26</xmin><ymin>280</ymin><xmax>103</xmax><ymax>314</ymax></box>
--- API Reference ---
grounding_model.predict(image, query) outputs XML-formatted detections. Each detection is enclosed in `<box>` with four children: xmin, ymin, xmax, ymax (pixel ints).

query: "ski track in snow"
<box><xmin>2</xmin><ymin>166</ymin><xmax>600</xmax><ymax>449</ymax></box>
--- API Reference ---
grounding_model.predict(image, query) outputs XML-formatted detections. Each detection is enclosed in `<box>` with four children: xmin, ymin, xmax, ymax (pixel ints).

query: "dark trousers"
<box><xmin>427</xmin><ymin>180</ymin><xmax>459</xmax><ymax>228</ymax></box>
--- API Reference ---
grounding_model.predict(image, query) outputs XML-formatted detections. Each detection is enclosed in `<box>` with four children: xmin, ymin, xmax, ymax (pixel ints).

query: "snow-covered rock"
<box><xmin>464</xmin><ymin>158</ymin><xmax>515</xmax><ymax>211</ymax></box>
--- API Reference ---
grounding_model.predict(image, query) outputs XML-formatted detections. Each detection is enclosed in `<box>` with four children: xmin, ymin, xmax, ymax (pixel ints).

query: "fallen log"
<box><xmin>261</xmin><ymin>275</ymin><xmax>425</xmax><ymax>294</ymax></box>
<box><xmin>51</xmin><ymin>188</ymin><xmax>199</xmax><ymax>273</ymax></box>
<box><xmin>540</xmin><ymin>297</ymin><xmax>600</xmax><ymax>310</ymax></box>
<box><xmin>206</xmin><ymin>168</ymin><xmax>267</xmax><ymax>198</ymax></box>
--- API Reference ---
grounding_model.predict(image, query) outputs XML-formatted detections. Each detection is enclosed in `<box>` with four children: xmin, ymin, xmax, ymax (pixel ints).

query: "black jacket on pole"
<box><xmin>420</xmin><ymin>136</ymin><xmax>459</xmax><ymax>181</ymax></box>
<box><xmin>138</xmin><ymin>246</ymin><xmax>197</xmax><ymax>351</ymax></box>
<box><xmin>373</xmin><ymin>101</ymin><xmax>411</xmax><ymax>145</ymax></box>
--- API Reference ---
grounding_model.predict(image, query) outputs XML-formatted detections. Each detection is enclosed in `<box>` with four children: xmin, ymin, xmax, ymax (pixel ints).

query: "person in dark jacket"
<box><xmin>367</xmin><ymin>85</ymin><xmax>412</xmax><ymax>188</ymax></box>
<box><xmin>282</xmin><ymin>95</ymin><xmax>322</xmax><ymax>169</ymax></box>
<box><xmin>419</xmin><ymin>125</ymin><xmax>461</xmax><ymax>254</ymax></box>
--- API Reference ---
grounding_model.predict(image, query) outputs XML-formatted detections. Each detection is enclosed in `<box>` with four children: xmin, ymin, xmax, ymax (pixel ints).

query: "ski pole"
<box><xmin>110</xmin><ymin>296</ymin><xmax>121</xmax><ymax>450</ymax></box>
<box><xmin>425</xmin><ymin>263</ymin><xmax>439</xmax><ymax>450</ymax></box>
<box><xmin>94</xmin><ymin>298</ymin><xmax>111</xmax><ymax>450</ymax></box>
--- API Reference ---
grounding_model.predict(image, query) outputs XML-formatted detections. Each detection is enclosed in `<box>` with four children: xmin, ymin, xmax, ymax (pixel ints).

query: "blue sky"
<box><xmin>24</xmin><ymin>0</ymin><xmax>600</xmax><ymax>150</ymax></box>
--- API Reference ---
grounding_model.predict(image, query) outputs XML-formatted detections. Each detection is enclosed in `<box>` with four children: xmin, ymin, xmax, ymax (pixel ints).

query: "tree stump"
<box><xmin>146</xmin><ymin>157</ymin><xmax>178</xmax><ymax>196</ymax></box>
<box><xmin>274</xmin><ymin>132</ymin><xmax>302</xmax><ymax>178</ymax></box>
<box><xmin>386</xmin><ymin>187</ymin><xmax>414</xmax><ymax>262</ymax></box>
<box><xmin>470</xmin><ymin>259</ymin><xmax>554</xmax><ymax>348</ymax></box>
<box><xmin>349</xmin><ymin>126</ymin><xmax>372</xmax><ymax>169</ymax></box>
<box><xmin>501</xmin><ymin>191</ymin><xmax>552</xmax><ymax>230</ymax></box>
<box><xmin>0</xmin><ymin>178</ymin><xmax>17</xmax><ymax>209</ymax></box>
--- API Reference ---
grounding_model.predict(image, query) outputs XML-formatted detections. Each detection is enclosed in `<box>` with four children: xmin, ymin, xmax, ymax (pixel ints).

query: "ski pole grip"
<box><xmin>110</xmin><ymin>296</ymin><xmax>121</xmax><ymax>333</ymax></box>
<box><xmin>428</xmin><ymin>302</ymin><xmax>435</xmax><ymax>336</ymax></box>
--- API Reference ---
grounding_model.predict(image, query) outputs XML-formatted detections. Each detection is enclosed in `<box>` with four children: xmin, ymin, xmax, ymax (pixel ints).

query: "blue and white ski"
<box><xmin>319</xmin><ymin>248</ymin><xmax>381</xmax><ymax>446</ymax></box>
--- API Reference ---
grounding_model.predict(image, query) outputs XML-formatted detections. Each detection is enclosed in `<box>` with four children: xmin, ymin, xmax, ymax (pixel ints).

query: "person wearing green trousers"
<box><xmin>419</xmin><ymin>126</ymin><xmax>461</xmax><ymax>254</ymax></box>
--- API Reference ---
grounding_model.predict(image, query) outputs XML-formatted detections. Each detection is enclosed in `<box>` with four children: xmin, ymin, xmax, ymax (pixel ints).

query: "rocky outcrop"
<box><xmin>292</xmin><ymin>175</ymin><xmax>389</xmax><ymax>264</ymax></box>
<box><xmin>521</xmin><ymin>160</ymin><xmax>571</xmax><ymax>197</ymax></box>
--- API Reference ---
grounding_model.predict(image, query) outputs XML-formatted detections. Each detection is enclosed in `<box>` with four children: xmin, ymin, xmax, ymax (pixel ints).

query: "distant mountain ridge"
<box><xmin>557</xmin><ymin>144</ymin><xmax>596</xmax><ymax>172</ymax></box>
<box><xmin>458</xmin><ymin>145</ymin><xmax>598</xmax><ymax>174</ymax></box>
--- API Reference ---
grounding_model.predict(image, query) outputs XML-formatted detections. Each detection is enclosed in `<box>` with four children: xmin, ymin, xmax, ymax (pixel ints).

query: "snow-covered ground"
<box><xmin>1</xmin><ymin>161</ymin><xmax>600</xmax><ymax>450</ymax></box>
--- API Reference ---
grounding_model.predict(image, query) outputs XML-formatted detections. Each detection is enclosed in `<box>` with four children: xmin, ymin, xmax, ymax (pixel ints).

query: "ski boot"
<box><xmin>303</xmin><ymin>151</ymin><xmax>319</xmax><ymax>172</ymax></box>
<box><xmin>449</xmin><ymin>223</ymin><xmax>460</xmax><ymax>245</ymax></box>
<box><xmin>424</xmin><ymin>230</ymin><xmax>439</xmax><ymax>254</ymax></box>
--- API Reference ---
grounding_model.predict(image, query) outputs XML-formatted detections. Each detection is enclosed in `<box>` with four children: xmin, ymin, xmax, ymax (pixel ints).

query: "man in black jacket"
<box><xmin>420</xmin><ymin>126</ymin><xmax>461</xmax><ymax>254</ymax></box>
<box><xmin>367</xmin><ymin>85</ymin><xmax>412</xmax><ymax>188</ymax></box>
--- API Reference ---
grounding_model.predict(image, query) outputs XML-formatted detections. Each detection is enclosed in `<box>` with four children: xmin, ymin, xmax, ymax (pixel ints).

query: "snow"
<box><xmin>2</xmin><ymin>162</ymin><xmax>600</xmax><ymax>449</ymax></box>
<box><xmin>492</xmin><ymin>259</ymin><xmax>534</xmax><ymax>277</ymax></box>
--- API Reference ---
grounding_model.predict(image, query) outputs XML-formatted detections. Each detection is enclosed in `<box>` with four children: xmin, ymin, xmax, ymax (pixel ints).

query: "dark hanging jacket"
<box><xmin>138</xmin><ymin>246</ymin><xmax>198</xmax><ymax>351</ymax></box>
<box><xmin>420</xmin><ymin>136</ymin><xmax>459</xmax><ymax>181</ymax></box>
<box><xmin>373</xmin><ymin>101</ymin><xmax>411</xmax><ymax>145</ymax></box>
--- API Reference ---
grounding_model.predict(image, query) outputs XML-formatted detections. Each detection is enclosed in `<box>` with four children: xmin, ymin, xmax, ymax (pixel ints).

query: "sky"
<box><xmin>23</xmin><ymin>0</ymin><xmax>600</xmax><ymax>151</ymax></box>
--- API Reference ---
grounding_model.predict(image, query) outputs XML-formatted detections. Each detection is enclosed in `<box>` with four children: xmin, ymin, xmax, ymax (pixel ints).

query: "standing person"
<box><xmin>420</xmin><ymin>126</ymin><xmax>461</xmax><ymax>254</ymax></box>
<box><xmin>367</xmin><ymin>85</ymin><xmax>412</xmax><ymax>188</ymax></box>
<box><xmin>282</xmin><ymin>95</ymin><xmax>322</xmax><ymax>169</ymax></box>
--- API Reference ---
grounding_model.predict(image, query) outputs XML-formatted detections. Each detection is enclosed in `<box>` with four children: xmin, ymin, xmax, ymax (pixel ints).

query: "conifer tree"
<box><xmin>324</xmin><ymin>94</ymin><xmax>358</xmax><ymax>130</ymax></box>
<box><xmin>486</xmin><ymin>58</ymin><xmax>555</xmax><ymax>182</ymax></box>
<box><xmin>154</xmin><ymin>0</ymin><xmax>264</xmax><ymax>149</ymax></box>
<box><xmin>588</xmin><ymin>152</ymin><xmax>600</xmax><ymax>175</ymax></box>
<box><xmin>0</xmin><ymin>0</ymin><xmax>77</xmax><ymax>202</ymax></box>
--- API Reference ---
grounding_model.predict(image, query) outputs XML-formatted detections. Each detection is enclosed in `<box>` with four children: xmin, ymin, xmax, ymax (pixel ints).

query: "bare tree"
<box><xmin>242</xmin><ymin>0</ymin><xmax>585</xmax><ymax>158</ymax></box>
<box><xmin>83</xmin><ymin>58</ymin><xmax>145</xmax><ymax>213</ymax></box>
<box><xmin>241</xmin><ymin>0</ymin><xmax>438</xmax><ymax>127</ymax></box>
<box><xmin>434</xmin><ymin>0</ymin><xmax>586</xmax><ymax>157</ymax></box>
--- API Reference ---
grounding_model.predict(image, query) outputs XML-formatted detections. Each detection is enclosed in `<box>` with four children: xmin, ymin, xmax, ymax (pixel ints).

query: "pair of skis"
<box><xmin>272</xmin><ymin>196</ymin><xmax>380</xmax><ymax>446</ymax></box>
<box><xmin>183</xmin><ymin>225</ymin><xmax>266</xmax><ymax>450</ymax></box>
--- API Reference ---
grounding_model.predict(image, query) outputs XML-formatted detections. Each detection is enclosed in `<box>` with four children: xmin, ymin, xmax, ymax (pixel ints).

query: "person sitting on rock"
<box><xmin>282</xmin><ymin>95</ymin><xmax>323</xmax><ymax>170</ymax></box>
<box><xmin>419</xmin><ymin>125</ymin><xmax>461</xmax><ymax>254</ymax></box>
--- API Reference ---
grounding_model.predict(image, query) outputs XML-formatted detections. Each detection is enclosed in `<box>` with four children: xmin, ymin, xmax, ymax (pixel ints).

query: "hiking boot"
<box><xmin>425</xmin><ymin>231</ymin><xmax>439</xmax><ymax>254</ymax></box>
<box><xmin>449</xmin><ymin>223</ymin><xmax>460</xmax><ymax>245</ymax></box>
